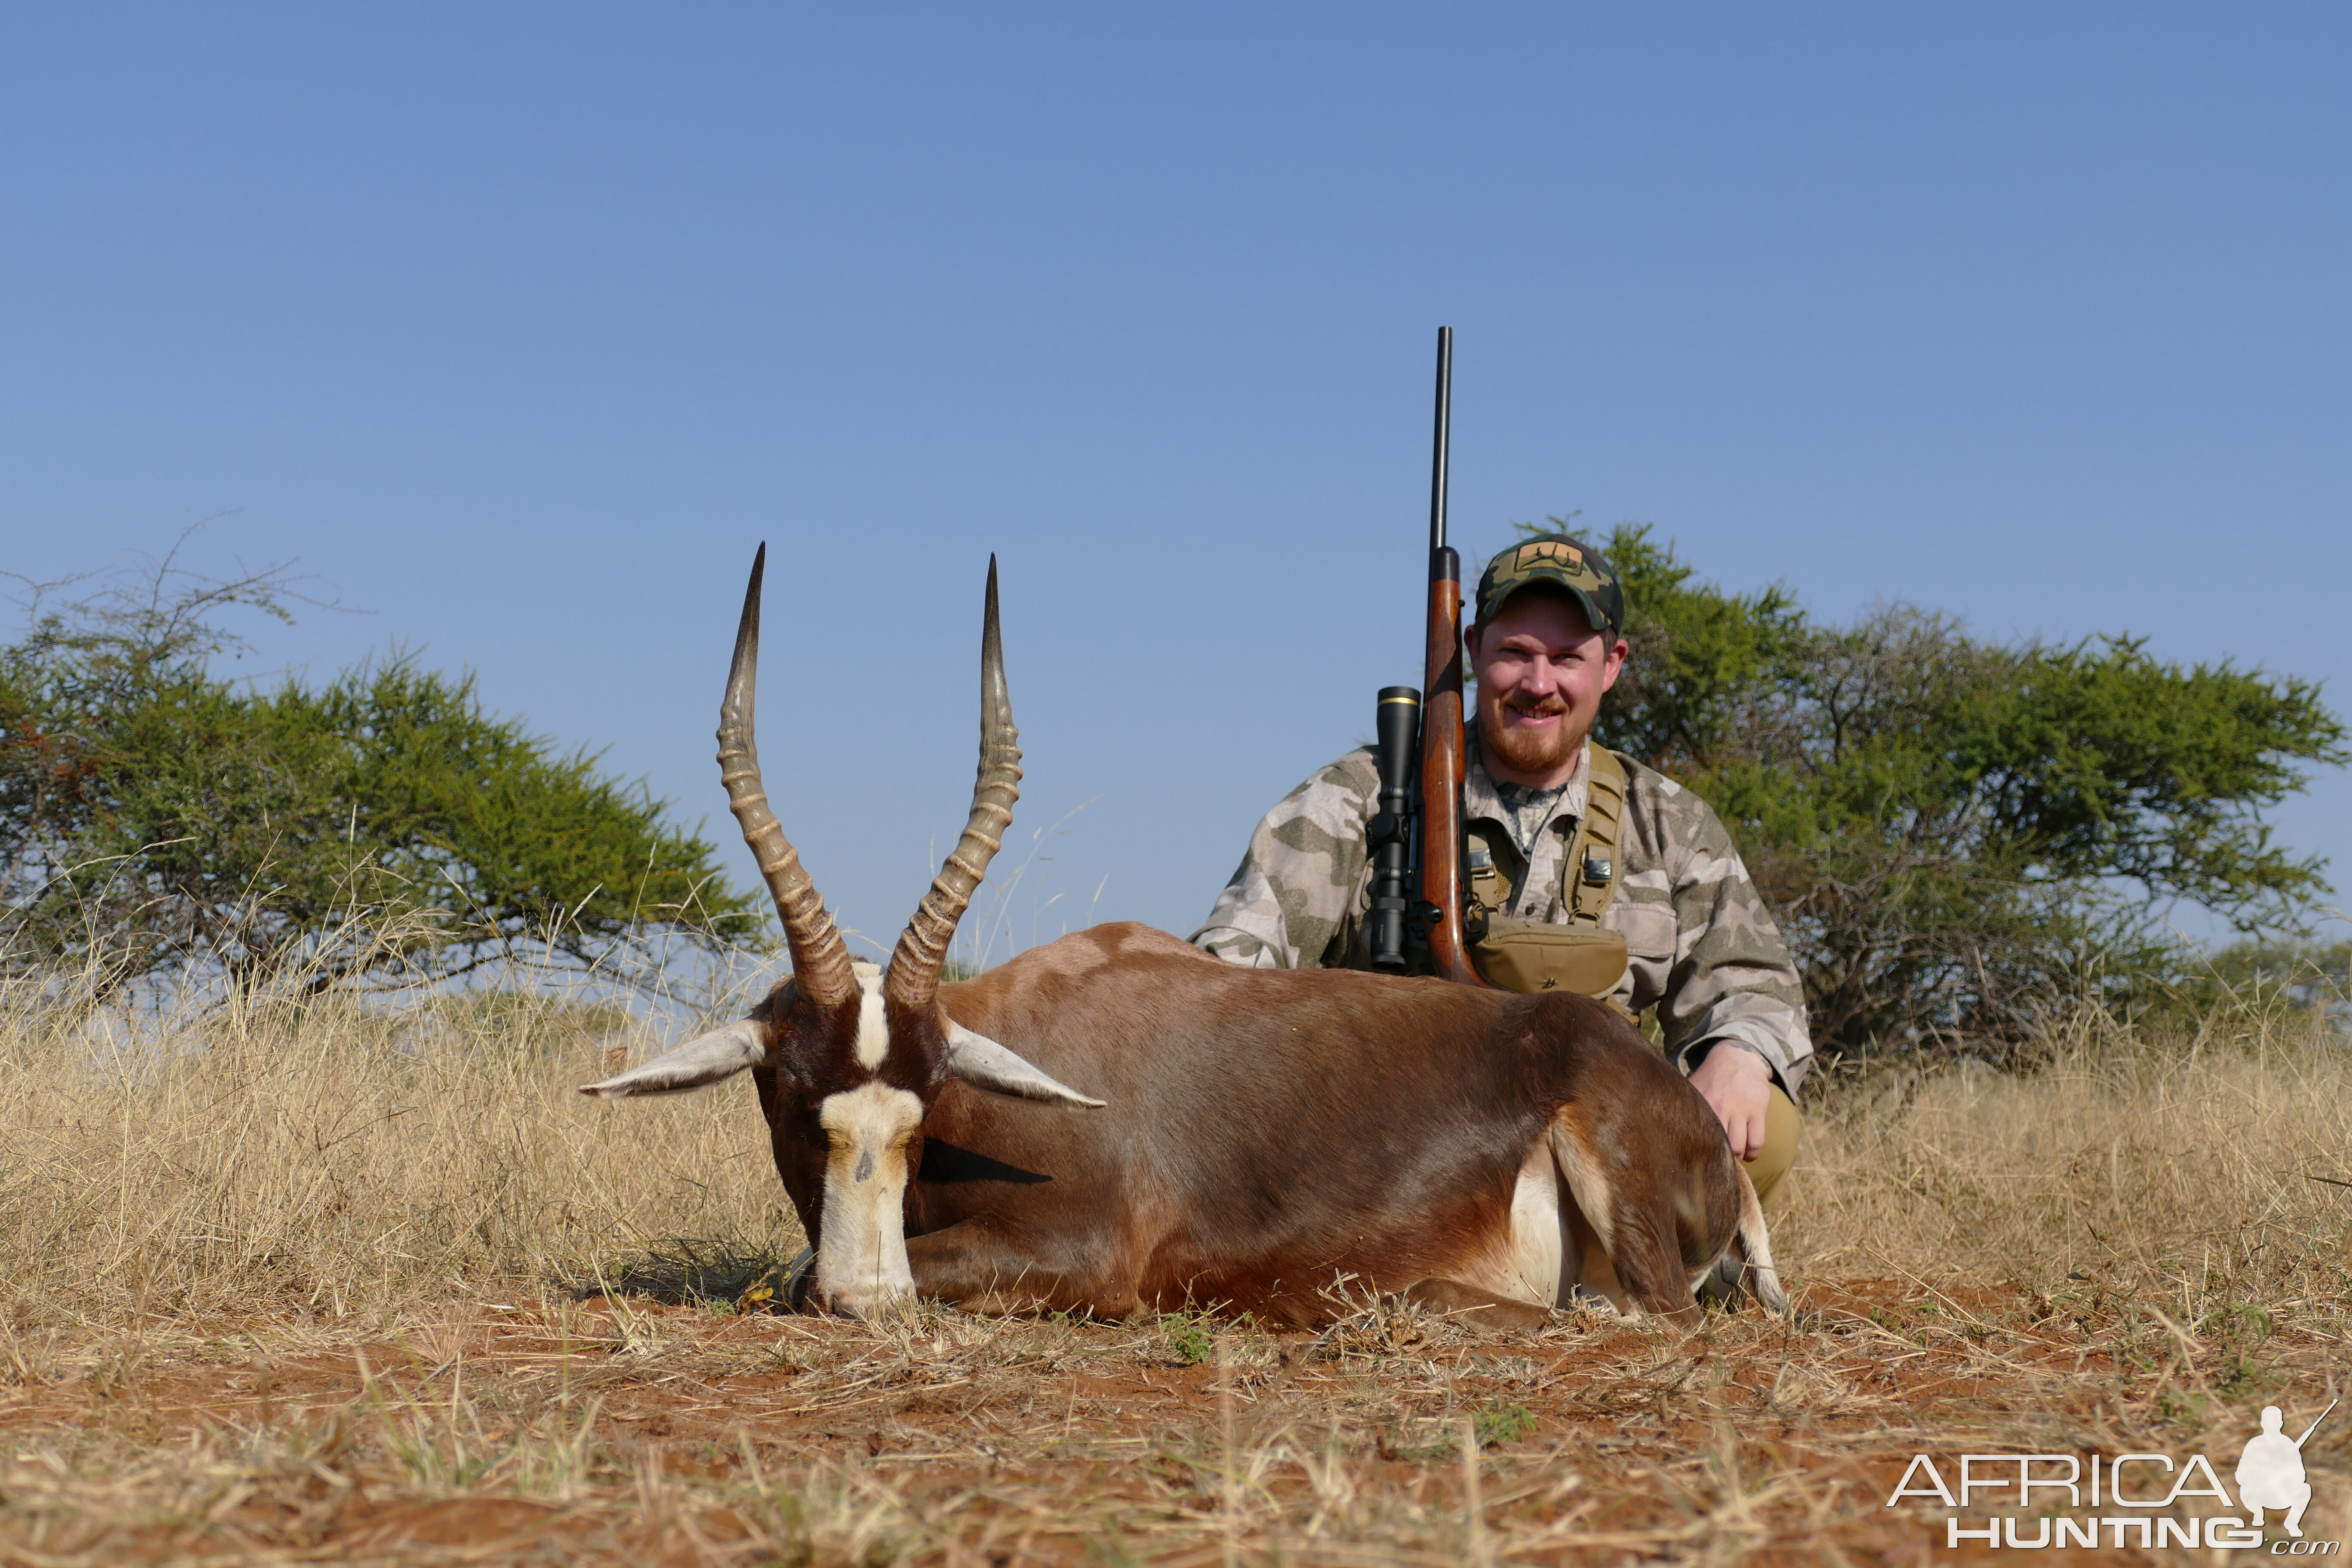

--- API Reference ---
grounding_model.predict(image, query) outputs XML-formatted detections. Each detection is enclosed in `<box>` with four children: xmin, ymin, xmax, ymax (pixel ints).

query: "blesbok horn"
<box><xmin>721</xmin><ymin>544</ymin><xmax>856</xmax><ymax>1007</ymax></box>
<box><xmin>886</xmin><ymin>555</ymin><xmax>1023</xmax><ymax>1008</ymax></box>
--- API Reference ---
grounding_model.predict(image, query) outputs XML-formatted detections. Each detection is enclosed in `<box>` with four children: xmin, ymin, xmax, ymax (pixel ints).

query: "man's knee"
<box><xmin>1746</xmin><ymin>1084</ymin><xmax>1800</xmax><ymax>1206</ymax></box>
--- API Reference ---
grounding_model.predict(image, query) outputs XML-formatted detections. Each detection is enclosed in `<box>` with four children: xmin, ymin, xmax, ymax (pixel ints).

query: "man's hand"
<box><xmin>1689</xmin><ymin>1043</ymin><xmax>1772</xmax><ymax>1161</ymax></box>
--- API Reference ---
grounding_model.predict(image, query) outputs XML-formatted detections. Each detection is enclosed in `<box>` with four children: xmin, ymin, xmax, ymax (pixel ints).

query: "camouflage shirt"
<box><xmin>1190</xmin><ymin>738</ymin><xmax>1815</xmax><ymax>1096</ymax></box>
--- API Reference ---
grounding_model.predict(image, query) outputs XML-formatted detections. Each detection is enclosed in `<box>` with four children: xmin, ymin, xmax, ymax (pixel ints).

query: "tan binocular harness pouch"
<box><xmin>1468</xmin><ymin>744</ymin><xmax>1631</xmax><ymax>998</ymax></box>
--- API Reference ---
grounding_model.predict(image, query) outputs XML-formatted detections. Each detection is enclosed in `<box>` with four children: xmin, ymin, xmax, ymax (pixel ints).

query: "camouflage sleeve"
<box><xmin>1189</xmin><ymin>749</ymin><xmax>1380</xmax><ymax>970</ymax></box>
<box><xmin>1610</xmin><ymin>764</ymin><xmax>1816</xmax><ymax>1097</ymax></box>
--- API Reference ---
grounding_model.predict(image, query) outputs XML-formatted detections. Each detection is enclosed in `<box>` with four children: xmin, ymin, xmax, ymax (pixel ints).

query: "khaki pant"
<box><xmin>1745</xmin><ymin>1084</ymin><xmax>1801</xmax><ymax>1207</ymax></box>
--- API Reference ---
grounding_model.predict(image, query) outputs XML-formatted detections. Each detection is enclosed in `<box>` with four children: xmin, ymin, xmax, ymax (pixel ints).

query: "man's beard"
<box><xmin>1477</xmin><ymin>695</ymin><xmax>1585</xmax><ymax>776</ymax></box>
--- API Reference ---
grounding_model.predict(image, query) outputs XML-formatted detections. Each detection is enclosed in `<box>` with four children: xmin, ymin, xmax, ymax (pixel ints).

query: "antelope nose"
<box><xmin>811</xmin><ymin>1278</ymin><xmax>911</xmax><ymax>1319</ymax></box>
<box><xmin>808</xmin><ymin>1283</ymin><xmax>863</xmax><ymax>1318</ymax></box>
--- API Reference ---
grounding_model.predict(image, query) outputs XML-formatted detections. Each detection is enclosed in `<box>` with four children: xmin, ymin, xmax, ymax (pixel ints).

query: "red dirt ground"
<box><xmin>0</xmin><ymin>1277</ymin><xmax>2343</xmax><ymax>1565</ymax></box>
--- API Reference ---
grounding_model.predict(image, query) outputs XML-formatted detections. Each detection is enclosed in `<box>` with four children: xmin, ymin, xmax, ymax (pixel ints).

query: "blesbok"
<box><xmin>584</xmin><ymin>549</ymin><xmax>1785</xmax><ymax>1328</ymax></box>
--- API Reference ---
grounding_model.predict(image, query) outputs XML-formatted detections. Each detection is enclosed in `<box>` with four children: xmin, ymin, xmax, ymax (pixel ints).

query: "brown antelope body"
<box><xmin>585</xmin><ymin>550</ymin><xmax>1785</xmax><ymax>1327</ymax></box>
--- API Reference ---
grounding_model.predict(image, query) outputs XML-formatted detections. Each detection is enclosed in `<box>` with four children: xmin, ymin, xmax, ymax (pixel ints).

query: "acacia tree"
<box><xmin>1553</xmin><ymin>521</ymin><xmax>2349</xmax><ymax>1052</ymax></box>
<box><xmin>1</xmin><ymin>550</ymin><xmax>761</xmax><ymax>995</ymax></box>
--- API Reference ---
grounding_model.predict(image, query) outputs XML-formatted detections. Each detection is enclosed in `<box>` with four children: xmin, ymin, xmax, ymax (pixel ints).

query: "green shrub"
<box><xmin>2</xmin><ymin>549</ymin><xmax>761</xmax><ymax>995</ymax></box>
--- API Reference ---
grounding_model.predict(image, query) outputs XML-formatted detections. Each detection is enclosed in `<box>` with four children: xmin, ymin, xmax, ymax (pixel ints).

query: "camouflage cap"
<box><xmin>1475</xmin><ymin>533</ymin><xmax>1626</xmax><ymax>635</ymax></box>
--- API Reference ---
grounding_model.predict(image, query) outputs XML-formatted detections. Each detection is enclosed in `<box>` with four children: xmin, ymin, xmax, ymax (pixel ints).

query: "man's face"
<box><xmin>1466</xmin><ymin>589</ymin><xmax>1628</xmax><ymax>782</ymax></box>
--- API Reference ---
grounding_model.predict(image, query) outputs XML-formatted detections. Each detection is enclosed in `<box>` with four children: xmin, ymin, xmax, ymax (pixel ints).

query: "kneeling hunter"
<box><xmin>1190</xmin><ymin>533</ymin><xmax>1807</xmax><ymax>1203</ymax></box>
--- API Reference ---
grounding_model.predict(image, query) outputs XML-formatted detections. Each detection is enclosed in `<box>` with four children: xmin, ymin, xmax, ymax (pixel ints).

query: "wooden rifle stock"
<box><xmin>1414</xmin><ymin>326</ymin><xmax>1486</xmax><ymax>986</ymax></box>
<box><xmin>1418</xmin><ymin>545</ymin><xmax>1483</xmax><ymax>984</ymax></box>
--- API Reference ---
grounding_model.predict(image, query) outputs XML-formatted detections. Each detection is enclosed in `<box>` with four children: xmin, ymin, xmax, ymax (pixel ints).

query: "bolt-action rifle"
<box><xmin>1366</xmin><ymin>328</ymin><xmax>1486</xmax><ymax>985</ymax></box>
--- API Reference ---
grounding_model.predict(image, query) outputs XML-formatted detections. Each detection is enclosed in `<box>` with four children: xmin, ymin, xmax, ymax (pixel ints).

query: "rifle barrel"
<box><xmin>1416</xmin><ymin>325</ymin><xmax>1482</xmax><ymax>985</ymax></box>
<box><xmin>1429</xmin><ymin>326</ymin><xmax>1452</xmax><ymax>553</ymax></box>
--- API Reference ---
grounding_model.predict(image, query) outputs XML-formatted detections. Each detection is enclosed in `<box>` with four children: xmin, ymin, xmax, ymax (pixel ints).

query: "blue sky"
<box><xmin>5</xmin><ymin>4</ymin><xmax>2346</xmax><ymax>959</ymax></box>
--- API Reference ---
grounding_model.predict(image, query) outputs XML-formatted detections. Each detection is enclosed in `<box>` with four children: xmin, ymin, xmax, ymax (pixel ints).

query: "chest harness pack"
<box><xmin>1462</xmin><ymin>745</ymin><xmax>1632</xmax><ymax>999</ymax></box>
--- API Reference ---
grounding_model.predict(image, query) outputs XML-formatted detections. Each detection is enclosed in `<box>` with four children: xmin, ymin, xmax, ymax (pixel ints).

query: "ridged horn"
<box><xmin>886</xmin><ymin>556</ymin><xmax>1023</xmax><ymax>1008</ymax></box>
<box><xmin>719</xmin><ymin>544</ymin><xmax>856</xmax><ymax>1007</ymax></box>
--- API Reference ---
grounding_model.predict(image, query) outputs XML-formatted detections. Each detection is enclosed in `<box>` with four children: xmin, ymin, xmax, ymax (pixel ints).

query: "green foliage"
<box><xmin>1471</xmin><ymin>1401</ymin><xmax>1536</xmax><ymax>1446</ymax></box>
<box><xmin>2</xmin><ymin>552</ymin><xmax>760</xmax><ymax>995</ymax></box>
<box><xmin>1582</xmin><ymin>520</ymin><xmax>1811</xmax><ymax>771</ymax></box>
<box><xmin>1519</xmin><ymin>520</ymin><xmax>2348</xmax><ymax>1051</ymax></box>
<box><xmin>1160</xmin><ymin>1311</ymin><xmax>1216</xmax><ymax>1366</ymax></box>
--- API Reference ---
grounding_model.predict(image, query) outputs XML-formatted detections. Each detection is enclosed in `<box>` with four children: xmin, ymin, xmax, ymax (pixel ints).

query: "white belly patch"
<box><xmin>1504</xmin><ymin>1138</ymin><xmax>1568</xmax><ymax>1306</ymax></box>
<box><xmin>1452</xmin><ymin>1137</ymin><xmax>1570</xmax><ymax>1308</ymax></box>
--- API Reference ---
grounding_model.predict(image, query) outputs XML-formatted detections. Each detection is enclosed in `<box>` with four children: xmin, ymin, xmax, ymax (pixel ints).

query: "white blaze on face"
<box><xmin>811</xmin><ymin>1080</ymin><xmax>925</xmax><ymax>1315</ymax></box>
<box><xmin>851</xmin><ymin>962</ymin><xmax>888</xmax><ymax>1069</ymax></box>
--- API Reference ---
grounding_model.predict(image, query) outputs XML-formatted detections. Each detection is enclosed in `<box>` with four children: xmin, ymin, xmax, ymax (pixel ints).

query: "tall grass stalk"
<box><xmin>0</xmin><ymin>974</ymin><xmax>789</xmax><ymax>1325</ymax></box>
<box><xmin>1784</xmin><ymin>999</ymin><xmax>2352</xmax><ymax>1309</ymax></box>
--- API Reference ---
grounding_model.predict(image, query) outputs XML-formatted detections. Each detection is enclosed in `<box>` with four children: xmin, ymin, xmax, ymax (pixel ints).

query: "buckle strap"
<box><xmin>1563</xmin><ymin>744</ymin><xmax>1627</xmax><ymax>927</ymax></box>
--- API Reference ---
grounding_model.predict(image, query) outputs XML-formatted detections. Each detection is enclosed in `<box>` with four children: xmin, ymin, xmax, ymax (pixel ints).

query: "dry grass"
<box><xmin>0</xmin><ymin>977</ymin><xmax>2346</xmax><ymax>1564</ymax></box>
<box><xmin>0</xmin><ymin>985</ymin><xmax>796</xmax><ymax>1323</ymax></box>
<box><xmin>1787</xmin><ymin>997</ymin><xmax>2352</xmax><ymax>1311</ymax></box>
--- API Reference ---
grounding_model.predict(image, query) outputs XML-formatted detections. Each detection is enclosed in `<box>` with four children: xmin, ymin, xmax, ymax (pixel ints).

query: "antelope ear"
<box><xmin>579</xmin><ymin>1020</ymin><xmax>770</xmax><ymax>1098</ymax></box>
<box><xmin>942</xmin><ymin>1017</ymin><xmax>1106</xmax><ymax>1109</ymax></box>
